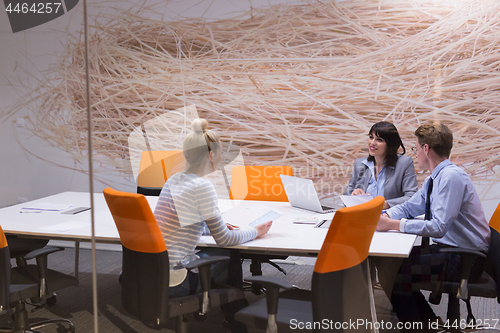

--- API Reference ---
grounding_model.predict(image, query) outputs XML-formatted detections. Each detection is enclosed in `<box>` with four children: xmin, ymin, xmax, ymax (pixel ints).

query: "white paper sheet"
<box><xmin>22</xmin><ymin>203</ymin><xmax>73</xmax><ymax>211</ymax></box>
<box><xmin>339</xmin><ymin>194</ymin><xmax>373</xmax><ymax>207</ymax></box>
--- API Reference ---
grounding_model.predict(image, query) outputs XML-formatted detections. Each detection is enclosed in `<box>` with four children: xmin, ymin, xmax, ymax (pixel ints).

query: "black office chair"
<box><xmin>6</xmin><ymin>236</ymin><xmax>49</xmax><ymax>265</ymax></box>
<box><xmin>4</xmin><ymin>235</ymin><xmax>61</xmax><ymax>308</ymax></box>
<box><xmin>104</xmin><ymin>187</ymin><xmax>246</xmax><ymax>333</ymax></box>
<box><xmin>419</xmin><ymin>202</ymin><xmax>500</xmax><ymax>332</ymax></box>
<box><xmin>0</xmin><ymin>226</ymin><xmax>76</xmax><ymax>333</ymax></box>
<box><xmin>235</xmin><ymin>196</ymin><xmax>385</xmax><ymax>333</ymax></box>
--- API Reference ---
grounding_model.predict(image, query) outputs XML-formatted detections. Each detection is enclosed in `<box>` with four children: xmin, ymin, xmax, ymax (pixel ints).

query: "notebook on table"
<box><xmin>280</xmin><ymin>175</ymin><xmax>337</xmax><ymax>214</ymax></box>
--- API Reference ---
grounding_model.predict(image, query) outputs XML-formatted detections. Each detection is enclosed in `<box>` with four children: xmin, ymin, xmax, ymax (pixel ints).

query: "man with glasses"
<box><xmin>376</xmin><ymin>123</ymin><xmax>490</xmax><ymax>332</ymax></box>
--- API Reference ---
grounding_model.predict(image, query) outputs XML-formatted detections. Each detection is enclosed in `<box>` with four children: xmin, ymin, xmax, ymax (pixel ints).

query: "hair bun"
<box><xmin>192</xmin><ymin>118</ymin><xmax>208</xmax><ymax>133</ymax></box>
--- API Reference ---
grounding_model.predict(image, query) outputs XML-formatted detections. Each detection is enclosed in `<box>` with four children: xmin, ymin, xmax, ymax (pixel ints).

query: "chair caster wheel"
<box><xmin>192</xmin><ymin>312</ymin><xmax>208</xmax><ymax>321</ymax></box>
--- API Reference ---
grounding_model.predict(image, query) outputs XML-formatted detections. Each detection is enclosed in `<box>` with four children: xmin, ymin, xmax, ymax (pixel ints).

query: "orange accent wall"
<box><xmin>229</xmin><ymin>165</ymin><xmax>292</xmax><ymax>202</ymax></box>
<box><xmin>314</xmin><ymin>196</ymin><xmax>384</xmax><ymax>274</ymax></box>
<box><xmin>103</xmin><ymin>188</ymin><xmax>167</xmax><ymax>254</ymax></box>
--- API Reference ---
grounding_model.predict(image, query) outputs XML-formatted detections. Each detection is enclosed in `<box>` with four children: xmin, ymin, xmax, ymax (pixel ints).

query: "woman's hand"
<box><xmin>255</xmin><ymin>221</ymin><xmax>273</xmax><ymax>238</ymax></box>
<box><xmin>351</xmin><ymin>188</ymin><xmax>365</xmax><ymax>196</ymax></box>
<box><xmin>226</xmin><ymin>223</ymin><xmax>239</xmax><ymax>230</ymax></box>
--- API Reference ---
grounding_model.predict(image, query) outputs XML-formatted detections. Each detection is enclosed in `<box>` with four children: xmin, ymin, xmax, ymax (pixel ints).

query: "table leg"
<box><xmin>367</xmin><ymin>259</ymin><xmax>379</xmax><ymax>333</ymax></box>
<box><xmin>74</xmin><ymin>241</ymin><xmax>80</xmax><ymax>284</ymax></box>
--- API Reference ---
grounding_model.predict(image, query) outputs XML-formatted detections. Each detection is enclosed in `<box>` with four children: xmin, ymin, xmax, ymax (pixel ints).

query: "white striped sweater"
<box><xmin>154</xmin><ymin>172</ymin><xmax>257</xmax><ymax>286</ymax></box>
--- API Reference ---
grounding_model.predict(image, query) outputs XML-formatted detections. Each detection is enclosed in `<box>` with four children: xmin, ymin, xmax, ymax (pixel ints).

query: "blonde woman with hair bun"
<box><xmin>154</xmin><ymin>118</ymin><xmax>271</xmax><ymax>333</ymax></box>
<box><xmin>182</xmin><ymin>118</ymin><xmax>222</xmax><ymax>175</ymax></box>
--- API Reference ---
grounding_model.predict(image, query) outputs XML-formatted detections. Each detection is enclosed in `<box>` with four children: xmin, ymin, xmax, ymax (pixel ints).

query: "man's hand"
<box><xmin>377</xmin><ymin>214</ymin><xmax>401</xmax><ymax>232</ymax></box>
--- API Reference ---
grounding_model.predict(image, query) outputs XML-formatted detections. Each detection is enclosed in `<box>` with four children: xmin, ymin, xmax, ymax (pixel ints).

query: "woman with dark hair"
<box><xmin>344</xmin><ymin>121</ymin><xmax>418</xmax><ymax>209</ymax></box>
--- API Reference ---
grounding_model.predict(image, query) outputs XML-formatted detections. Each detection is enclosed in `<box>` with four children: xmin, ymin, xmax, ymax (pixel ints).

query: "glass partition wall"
<box><xmin>86</xmin><ymin>1</ymin><xmax>500</xmax><ymax>331</ymax></box>
<box><xmin>0</xmin><ymin>0</ymin><xmax>97</xmax><ymax>331</ymax></box>
<box><xmin>3</xmin><ymin>0</ymin><xmax>500</xmax><ymax>332</ymax></box>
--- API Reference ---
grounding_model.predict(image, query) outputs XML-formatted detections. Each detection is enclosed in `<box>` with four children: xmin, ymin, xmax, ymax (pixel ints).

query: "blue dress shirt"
<box><xmin>387</xmin><ymin>159</ymin><xmax>490</xmax><ymax>252</ymax></box>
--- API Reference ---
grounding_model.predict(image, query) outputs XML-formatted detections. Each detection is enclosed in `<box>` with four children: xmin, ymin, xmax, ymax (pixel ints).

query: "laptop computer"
<box><xmin>280</xmin><ymin>175</ymin><xmax>337</xmax><ymax>213</ymax></box>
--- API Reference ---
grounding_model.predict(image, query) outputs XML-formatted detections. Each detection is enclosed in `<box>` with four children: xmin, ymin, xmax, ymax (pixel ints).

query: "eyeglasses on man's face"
<box><xmin>411</xmin><ymin>144</ymin><xmax>425</xmax><ymax>154</ymax></box>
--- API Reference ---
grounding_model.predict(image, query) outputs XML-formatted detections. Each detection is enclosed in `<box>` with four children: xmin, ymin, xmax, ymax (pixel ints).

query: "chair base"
<box><xmin>0</xmin><ymin>300</ymin><xmax>74</xmax><ymax>333</ymax></box>
<box><xmin>175</xmin><ymin>315</ymin><xmax>188</xmax><ymax>333</ymax></box>
<box><xmin>235</xmin><ymin>289</ymin><xmax>314</xmax><ymax>333</ymax></box>
<box><xmin>243</xmin><ymin>255</ymin><xmax>287</xmax><ymax>295</ymax></box>
<box><xmin>0</xmin><ymin>319</ymin><xmax>74</xmax><ymax>333</ymax></box>
<box><xmin>30</xmin><ymin>319</ymin><xmax>75</xmax><ymax>333</ymax></box>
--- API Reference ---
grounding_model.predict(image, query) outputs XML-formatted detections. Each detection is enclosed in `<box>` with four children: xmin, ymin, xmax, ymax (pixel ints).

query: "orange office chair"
<box><xmin>235</xmin><ymin>196</ymin><xmax>385</xmax><ymax>333</ymax></box>
<box><xmin>0</xmin><ymin>226</ymin><xmax>76</xmax><ymax>333</ymax></box>
<box><xmin>229</xmin><ymin>165</ymin><xmax>293</xmax><ymax>293</ymax></box>
<box><xmin>418</xmin><ymin>203</ymin><xmax>500</xmax><ymax>331</ymax></box>
<box><xmin>229</xmin><ymin>166</ymin><xmax>293</xmax><ymax>202</ymax></box>
<box><xmin>137</xmin><ymin>150</ymin><xmax>185</xmax><ymax>196</ymax></box>
<box><xmin>103</xmin><ymin>188</ymin><xmax>245</xmax><ymax>332</ymax></box>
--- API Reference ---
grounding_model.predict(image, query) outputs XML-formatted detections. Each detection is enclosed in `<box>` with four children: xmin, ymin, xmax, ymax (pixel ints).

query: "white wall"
<box><xmin>1</xmin><ymin>5</ymin><xmax>86</xmax><ymax>206</ymax></box>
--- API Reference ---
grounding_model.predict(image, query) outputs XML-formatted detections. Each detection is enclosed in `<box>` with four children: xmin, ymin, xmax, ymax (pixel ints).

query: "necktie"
<box><xmin>425</xmin><ymin>177</ymin><xmax>434</xmax><ymax>220</ymax></box>
<box><xmin>422</xmin><ymin>177</ymin><xmax>433</xmax><ymax>248</ymax></box>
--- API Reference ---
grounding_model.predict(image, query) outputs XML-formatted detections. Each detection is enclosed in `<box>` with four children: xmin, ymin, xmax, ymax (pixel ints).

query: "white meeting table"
<box><xmin>0</xmin><ymin>191</ymin><xmax>417</xmax><ymax>258</ymax></box>
<box><xmin>1</xmin><ymin>191</ymin><xmax>418</xmax><ymax>333</ymax></box>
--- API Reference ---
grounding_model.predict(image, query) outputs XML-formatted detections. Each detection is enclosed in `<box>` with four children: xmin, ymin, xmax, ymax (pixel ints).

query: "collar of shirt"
<box><xmin>430</xmin><ymin>159</ymin><xmax>452</xmax><ymax>180</ymax></box>
<box><xmin>422</xmin><ymin>159</ymin><xmax>452</xmax><ymax>191</ymax></box>
<box><xmin>361</xmin><ymin>158</ymin><xmax>394</xmax><ymax>173</ymax></box>
<box><xmin>362</xmin><ymin>158</ymin><xmax>377</xmax><ymax>177</ymax></box>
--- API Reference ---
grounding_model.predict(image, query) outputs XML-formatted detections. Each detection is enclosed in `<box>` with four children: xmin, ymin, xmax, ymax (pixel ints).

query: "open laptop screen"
<box><xmin>279</xmin><ymin>175</ymin><xmax>335</xmax><ymax>213</ymax></box>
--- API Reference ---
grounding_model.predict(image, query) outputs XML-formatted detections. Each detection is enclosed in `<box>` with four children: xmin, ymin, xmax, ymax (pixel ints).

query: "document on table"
<box><xmin>293</xmin><ymin>215</ymin><xmax>321</xmax><ymax>224</ymax></box>
<box><xmin>339</xmin><ymin>194</ymin><xmax>373</xmax><ymax>207</ymax></box>
<box><xmin>21</xmin><ymin>203</ymin><xmax>73</xmax><ymax>211</ymax></box>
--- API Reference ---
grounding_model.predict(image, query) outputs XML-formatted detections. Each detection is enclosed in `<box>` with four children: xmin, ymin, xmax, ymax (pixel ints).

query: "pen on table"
<box><xmin>315</xmin><ymin>219</ymin><xmax>328</xmax><ymax>228</ymax></box>
<box><xmin>20</xmin><ymin>210</ymin><xmax>42</xmax><ymax>213</ymax></box>
<box><xmin>227</xmin><ymin>223</ymin><xmax>240</xmax><ymax>229</ymax></box>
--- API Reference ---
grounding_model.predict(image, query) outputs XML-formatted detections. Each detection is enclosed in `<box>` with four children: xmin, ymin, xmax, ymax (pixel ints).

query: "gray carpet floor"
<box><xmin>1</xmin><ymin>248</ymin><xmax>499</xmax><ymax>332</ymax></box>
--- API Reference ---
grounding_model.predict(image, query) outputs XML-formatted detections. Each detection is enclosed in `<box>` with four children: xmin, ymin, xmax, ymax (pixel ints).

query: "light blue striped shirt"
<box><xmin>387</xmin><ymin>160</ymin><xmax>490</xmax><ymax>252</ymax></box>
<box><xmin>154</xmin><ymin>172</ymin><xmax>257</xmax><ymax>286</ymax></box>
